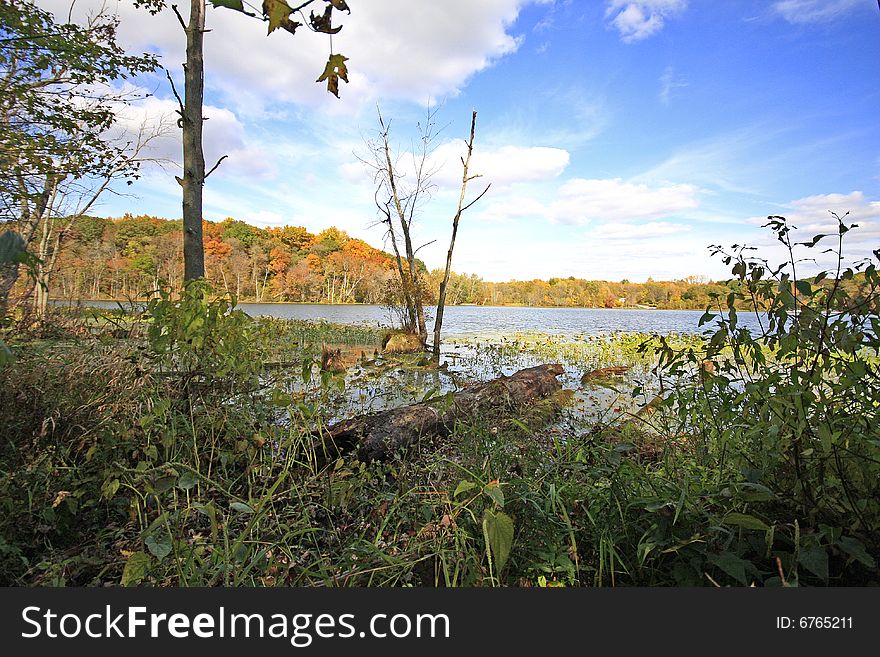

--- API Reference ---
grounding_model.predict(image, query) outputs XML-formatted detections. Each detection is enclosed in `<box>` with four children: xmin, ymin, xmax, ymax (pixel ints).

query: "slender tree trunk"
<box><xmin>182</xmin><ymin>0</ymin><xmax>206</xmax><ymax>281</ymax></box>
<box><xmin>433</xmin><ymin>111</ymin><xmax>488</xmax><ymax>360</ymax></box>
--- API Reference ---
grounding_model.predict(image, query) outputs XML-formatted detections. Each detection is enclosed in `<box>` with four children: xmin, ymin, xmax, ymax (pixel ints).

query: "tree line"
<box><xmin>45</xmin><ymin>213</ymin><xmax>752</xmax><ymax>310</ymax></box>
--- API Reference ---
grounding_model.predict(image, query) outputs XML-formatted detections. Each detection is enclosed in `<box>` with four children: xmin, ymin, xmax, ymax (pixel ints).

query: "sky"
<box><xmin>39</xmin><ymin>0</ymin><xmax>880</xmax><ymax>283</ymax></box>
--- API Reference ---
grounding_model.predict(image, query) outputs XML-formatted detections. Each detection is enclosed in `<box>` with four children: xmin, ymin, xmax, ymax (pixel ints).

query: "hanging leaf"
<box><xmin>210</xmin><ymin>0</ymin><xmax>244</xmax><ymax>10</ymax></box>
<box><xmin>316</xmin><ymin>53</ymin><xmax>349</xmax><ymax>97</ymax></box>
<box><xmin>482</xmin><ymin>509</ymin><xmax>514</xmax><ymax>574</ymax></box>
<box><xmin>310</xmin><ymin>5</ymin><xmax>342</xmax><ymax>33</ymax></box>
<box><xmin>263</xmin><ymin>0</ymin><xmax>293</xmax><ymax>34</ymax></box>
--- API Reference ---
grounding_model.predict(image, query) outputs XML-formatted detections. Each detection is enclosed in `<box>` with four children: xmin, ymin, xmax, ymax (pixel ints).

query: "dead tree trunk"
<box><xmin>319</xmin><ymin>363</ymin><xmax>565</xmax><ymax>461</ymax></box>
<box><xmin>433</xmin><ymin>110</ymin><xmax>490</xmax><ymax>360</ymax></box>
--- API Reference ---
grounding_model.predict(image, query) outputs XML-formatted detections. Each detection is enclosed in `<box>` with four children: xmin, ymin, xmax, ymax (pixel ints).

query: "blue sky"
<box><xmin>48</xmin><ymin>0</ymin><xmax>880</xmax><ymax>282</ymax></box>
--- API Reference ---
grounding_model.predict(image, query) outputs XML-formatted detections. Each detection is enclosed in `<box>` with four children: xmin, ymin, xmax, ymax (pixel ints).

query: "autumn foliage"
<box><xmin>48</xmin><ymin>214</ymin><xmax>786</xmax><ymax>309</ymax></box>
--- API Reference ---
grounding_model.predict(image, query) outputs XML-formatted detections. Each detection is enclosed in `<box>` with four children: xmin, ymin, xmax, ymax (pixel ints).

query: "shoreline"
<box><xmin>51</xmin><ymin>298</ymin><xmax>707</xmax><ymax>312</ymax></box>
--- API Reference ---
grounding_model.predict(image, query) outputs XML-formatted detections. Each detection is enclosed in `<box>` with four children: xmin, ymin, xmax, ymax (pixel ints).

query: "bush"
<box><xmin>653</xmin><ymin>214</ymin><xmax>880</xmax><ymax>584</ymax></box>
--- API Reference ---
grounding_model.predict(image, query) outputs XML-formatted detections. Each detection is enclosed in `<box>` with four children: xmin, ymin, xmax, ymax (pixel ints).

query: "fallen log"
<box><xmin>319</xmin><ymin>363</ymin><xmax>565</xmax><ymax>461</ymax></box>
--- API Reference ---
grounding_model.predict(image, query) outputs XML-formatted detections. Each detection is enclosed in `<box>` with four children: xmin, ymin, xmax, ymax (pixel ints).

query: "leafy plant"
<box><xmin>653</xmin><ymin>214</ymin><xmax>880</xmax><ymax>584</ymax></box>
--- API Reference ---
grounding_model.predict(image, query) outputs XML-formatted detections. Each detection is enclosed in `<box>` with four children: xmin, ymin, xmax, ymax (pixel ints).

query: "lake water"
<box><xmin>59</xmin><ymin>299</ymin><xmax>764</xmax><ymax>337</ymax></box>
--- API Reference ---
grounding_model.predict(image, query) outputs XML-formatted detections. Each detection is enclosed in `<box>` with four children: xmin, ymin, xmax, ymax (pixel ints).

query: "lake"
<box><xmin>59</xmin><ymin>299</ymin><xmax>764</xmax><ymax>337</ymax></box>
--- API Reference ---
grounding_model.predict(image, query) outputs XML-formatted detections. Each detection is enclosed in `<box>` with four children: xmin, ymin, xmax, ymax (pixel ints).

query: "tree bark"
<box><xmin>318</xmin><ymin>363</ymin><xmax>565</xmax><ymax>461</ymax></box>
<box><xmin>182</xmin><ymin>0</ymin><xmax>206</xmax><ymax>281</ymax></box>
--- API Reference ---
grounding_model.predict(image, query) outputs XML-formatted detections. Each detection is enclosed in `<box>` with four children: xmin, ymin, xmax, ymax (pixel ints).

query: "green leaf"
<box><xmin>145</xmin><ymin>532</ymin><xmax>172</xmax><ymax>560</ymax></box>
<box><xmin>210</xmin><ymin>0</ymin><xmax>244</xmax><ymax>10</ymax></box>
<box><xmin>231</xmin><ymin>501</ymin><xmax>255</xmax><ymax>514</ymax></box>
<box><xmin>101</xmin><ymin>478</ymin><xmax>120</xmax><ymax>500</ymax></box>
<box><xmin>121</xmin><ymin>551</ymin><xmax>152</xmax><ymax>587</ymax></box>
<box><xmin>316</xmin><ymin>53</ymin><xmax>349</xmax><ymax>97</ymax></box>
<box><xmin>722</xmin><ymin>513</ymin><xmax>770</xmax><ymax>532</ymax></box>
<box><xmin>453</xmin><ymin>480</ymin><xmax>477</xmax><ymax>498</ymax></box>
<box><xmin>483</xmin><ymin>509</ymin><xmax>514</xmax><ymax>574</ymax></box>
<box><xmin>794</xmin><ymin>280</ymin><xmax>812</xmax><ymax>297</ymax></box>
<box><xmin>177</xmin><ymin>470</ymin><xmax>198</xmax><ymax>491</ymax></box>
<box><xmin>735</xmin><ymin>482</ymin><xmax>775</xmax><ymax>502</ymax></box>
<box><xmin>152</xmin><ymin>474</ymin><xmax>177</xmax><ymax>494</ymax></box>
<box><xmin>837</xmin><ymin>536</ymin><xmax>876</xmax><ymax>569</ymax></box>
<box><xmin>483</xmin><ymin>482</ymin><xmax>504</xmax><ymax>509</ymax></box>
<box><xmin>798</xmin><ymin>544</ymin><xmax>829</xmax><ymax>581</ymax></box>
<box><xmin>707</xmin><ymin>551</ymin><xmax>752</xmax><ymax>585</ymax></box>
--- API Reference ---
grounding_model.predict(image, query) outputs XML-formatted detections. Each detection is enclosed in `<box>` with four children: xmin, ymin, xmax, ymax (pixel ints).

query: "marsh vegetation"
<box><xmin>2</xmin><ymin>218</ymin><xmax>878</xmax><ymax>587</ymax></box>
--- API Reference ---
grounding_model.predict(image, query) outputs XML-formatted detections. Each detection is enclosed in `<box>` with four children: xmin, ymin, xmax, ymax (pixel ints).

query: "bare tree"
<box><xmin>363</xmin><ymin>107</ymin><xmax>489</xmax><ymax>355</ymax></box>
<box><xmin>432</xmin><ymin>110</ymin><xmax>489</xmax><ymax>359</ymax></box>
<box><xmin>363</xmin><ymin>106</ymin><xmax>440</xmax><ymax>345</ymax></box>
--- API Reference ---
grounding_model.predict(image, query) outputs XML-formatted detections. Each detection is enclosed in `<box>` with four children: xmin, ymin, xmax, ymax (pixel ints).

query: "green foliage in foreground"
<box><xmin>1</xmin><ymin>216</ymin><xmax>879</xmax><ymax>587</ymax></box>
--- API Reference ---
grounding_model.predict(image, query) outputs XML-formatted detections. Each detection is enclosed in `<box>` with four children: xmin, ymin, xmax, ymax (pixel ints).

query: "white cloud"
<box><xmin>777</xmin><ymin>192</ymin><xmax>880</xmax><ymax>253</ymax></box>
<box><xmin>591</xmin><ymin>221</ymin><xmax>691</xmax><ymax>239</ymax></box>
<box><xmin>430</xmin><ymin>143</ymin><xmax>570</xmax><ymax>188</ymax></box>
<box><xmin>550</xmin><ymin>178</ymin><xmax>700</xmax><ymax>224</ymax></box>
<box><xmin>48</xmin><ymin>1</ymin><xmax>543</xmax><ymax>114</ymax></box>
<box><xmin>771</xmin><ymin>0</ymin><xmax>863</xmax><ymax>24</ymax></box>
<box><xmin>604</xmin><ymin>0</ymin><xmax>688</xmax><ymax>42</ymax></box>
<box><xmin>110</xmin><ymin>91</ymin><xmax>276</xmax><ymax>180</ymax></box>
<box><xmin>473</xmin><ymin>177</ymin><xmax>701</xmax><ymax>226</ymax></box>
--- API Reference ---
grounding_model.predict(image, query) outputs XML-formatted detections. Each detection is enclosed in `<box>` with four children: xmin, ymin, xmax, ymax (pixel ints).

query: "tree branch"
<box><xmin>170</xmin><ymin>4</ymin><xmax>187</xmax><ymax>31</ymax></box>
<box><xmin>205</xmin><ymin>154</ymin><xmax>228</xmax><ymax>179</ymax></box>
<box><xmin>164</xmin><ymin>68</ymin><xmax>185</xmax><ymax>121</ymax></box>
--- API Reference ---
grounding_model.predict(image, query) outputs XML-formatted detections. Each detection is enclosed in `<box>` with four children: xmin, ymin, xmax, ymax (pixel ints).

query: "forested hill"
<box><xmin>55</xmin><ymin>214</ymin><xmax>737</xmax><ymax>309</ymax></box>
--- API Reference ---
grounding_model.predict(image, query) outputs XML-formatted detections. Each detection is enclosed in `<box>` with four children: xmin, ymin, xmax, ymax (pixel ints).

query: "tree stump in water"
<box><xmin>319</xmin><ymin>363</ymin><xmax>565</xmax><ymax>461</ymax></box>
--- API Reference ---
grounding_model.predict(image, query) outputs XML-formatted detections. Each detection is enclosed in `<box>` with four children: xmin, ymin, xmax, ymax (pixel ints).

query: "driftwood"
<box><xmin>320</xmin><ymin>363</ymin><xmax>565</xmax><ymax>461</ymax></box>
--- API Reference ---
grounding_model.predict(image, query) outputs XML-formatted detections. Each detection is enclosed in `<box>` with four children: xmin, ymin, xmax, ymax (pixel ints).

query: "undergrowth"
<box><xmin>0</xmin><ymin>217</ymin><xmax>878</xmax><ymax>586</ymax></box>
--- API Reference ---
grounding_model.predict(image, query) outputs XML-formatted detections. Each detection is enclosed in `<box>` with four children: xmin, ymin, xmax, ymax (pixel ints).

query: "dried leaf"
<box><xmin>310</xmin><ymin>5</ymin><xmax>341</xmax><ymax>33</ymax></box>
<box><xmin>263</xmin><ymin>0</ymin><xmax>293</xmax><ymax>34</ymax></box>
<box><xmin>316</xmin><ymin>53</ymin><xmax>349</xmax><ymax>97</ymax></box>
<box><xmin>327</xmin><ymin>0</ymin><xmax>351</xmax><ymax>12</ymax></box>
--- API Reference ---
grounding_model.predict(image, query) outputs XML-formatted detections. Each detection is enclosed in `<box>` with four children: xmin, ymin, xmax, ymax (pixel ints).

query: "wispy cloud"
<box><xmin>743</xmin><ymin>191</ymin><xmax>880</xmax><ymax>271</ymax></box>
<box><xmin>771</xmin><ymin>0</ymin><xmax>864</xmax><ymax>24</ymax></box>
<box><xmin>477</xmin><ymin>177</ymin><xmax>701</xmax><ymax>225</ymax></box>
<box><xmin>604</xmin><ymin>0</ymin><xmax>688</xmax><ymax>42</ymax></box>
<box><xmin>658</xmin><ymin>65</ymin><xmax>688</xmax><ymax>105</ymax></box>
<box><xmin>591</xmin><ymin>221</ymin><xmax>692</xmax><ymax>239</ymax></box>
